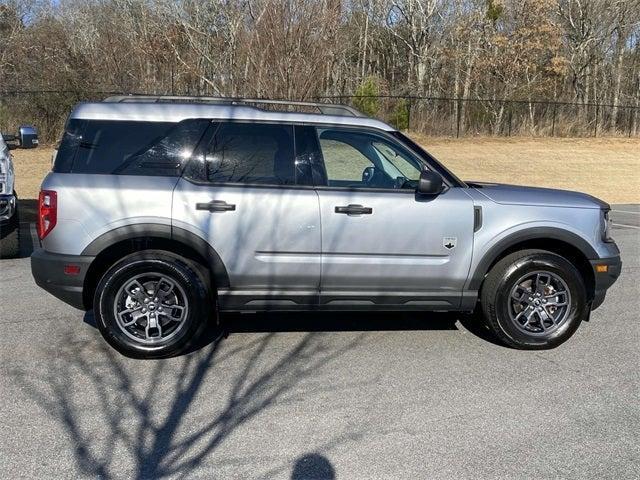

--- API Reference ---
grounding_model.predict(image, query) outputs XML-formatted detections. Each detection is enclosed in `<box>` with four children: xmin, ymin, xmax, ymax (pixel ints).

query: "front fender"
<box><xmin>466</xmin><ymin>223</ymin><xmax>598</xmax><ymax>291</ymax></box>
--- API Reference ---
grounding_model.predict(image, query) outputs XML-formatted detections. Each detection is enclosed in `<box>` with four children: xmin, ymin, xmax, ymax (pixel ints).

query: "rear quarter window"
<box><xmin>53</xmin><ymin>119</ymin><xmax>210</xmax><ymax>176</ymax></box>
<box><xmin>53</xmin><ymin>119</ymin><xmax>85</xmax><ymax>173</ymax></box>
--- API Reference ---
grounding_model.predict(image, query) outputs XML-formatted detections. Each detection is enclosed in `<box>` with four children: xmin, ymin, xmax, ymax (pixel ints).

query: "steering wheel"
<box><xmin>362</xmin><ymin>166</ymin><xmax>376</xmax><ymax>185</ymax></box>
<box><xmin>394</xmin><ymin>176</ymin><xmax>409</xmax><ymax>189</ymax></box>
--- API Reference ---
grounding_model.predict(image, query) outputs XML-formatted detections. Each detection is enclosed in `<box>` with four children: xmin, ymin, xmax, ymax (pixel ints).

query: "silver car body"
<box><xmin>35</xmin><ymin>100</ymin><xmax>620</xmax><ymax>312</ymax></box>
<box><xmin>0</xmin><ymin>135</ymin><xmax>17</xmax><ymax>221</ymax></box>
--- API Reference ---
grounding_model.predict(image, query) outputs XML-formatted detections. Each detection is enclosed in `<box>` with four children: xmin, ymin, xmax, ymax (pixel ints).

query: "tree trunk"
<box><xmin>611</xmin><ymin>27</ymin><xmax>626</xmax><ymax>131</ymax></box>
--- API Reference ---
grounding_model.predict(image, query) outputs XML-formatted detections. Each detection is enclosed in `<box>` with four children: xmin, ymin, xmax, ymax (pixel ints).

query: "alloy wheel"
<box><xmin>112</xmin><ymin>272</ymin><xmax>189</xmax><ymax>344</ymax></box>
<box><xmin>508</xmin><ymin>270</ymin><xmax>572</xmax><ymax>336</ymax></box>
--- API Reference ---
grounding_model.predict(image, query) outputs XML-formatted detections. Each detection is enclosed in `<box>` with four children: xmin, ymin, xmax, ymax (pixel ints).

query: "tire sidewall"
<box><xmin>95</xmin><ymin>254</ymin><xmax>208</xmax><ymax>358</ymax></box>
<box><xmin>493</xmin><ymin>254</ymin><xmax>588</xmax><ymax>349</ymax></box>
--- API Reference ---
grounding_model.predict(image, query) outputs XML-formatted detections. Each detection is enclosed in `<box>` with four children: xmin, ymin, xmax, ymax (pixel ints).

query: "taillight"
<box><xmin>37</xmin><ymin>190</ymin><xmax>57</xmax><ymax>240</ymax></box>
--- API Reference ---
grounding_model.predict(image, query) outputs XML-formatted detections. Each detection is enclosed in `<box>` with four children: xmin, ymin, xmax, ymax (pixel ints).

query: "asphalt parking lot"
<box><xmin>0</xmin><ymin>208</ymin><xmax>638</xmax><ymax>479</ymax></box>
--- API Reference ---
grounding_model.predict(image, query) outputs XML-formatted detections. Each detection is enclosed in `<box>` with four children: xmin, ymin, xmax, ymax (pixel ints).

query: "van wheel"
<box><xmin>94</xmin><ymin>250</ymin><xmax>214</xmax><ymax>359</ymax></box>
<box><xmin>480</xmin><ymin>249</ymin><xmax>588</xmax><ymax>350</ymax></box>
<box><xmin>0</xmin><ymin>209</ymin><xmax>20</xmax><ymax>258</ymax></box>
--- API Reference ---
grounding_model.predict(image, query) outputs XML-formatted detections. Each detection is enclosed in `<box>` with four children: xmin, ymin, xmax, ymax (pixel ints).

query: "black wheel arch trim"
<box><xmin>467</xmin><ymin>227</ymin><xmax>599</xmax><ymax>291</ymax></box>
<box><xmin>81</xmin><ymin>223</ymin><xmax>230</xmax><ymax>288</ymax></box>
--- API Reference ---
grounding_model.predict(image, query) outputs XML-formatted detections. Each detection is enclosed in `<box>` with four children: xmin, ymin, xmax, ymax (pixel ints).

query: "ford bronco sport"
<box><xmin>1</xmin><ymin>125</ymin><xmax>38</xmax><ymax>258</ymax></box>
<box><xmin>30</xmin><ymin>96</ymin><xmax>621</xmax><ymax>358</ymax></box>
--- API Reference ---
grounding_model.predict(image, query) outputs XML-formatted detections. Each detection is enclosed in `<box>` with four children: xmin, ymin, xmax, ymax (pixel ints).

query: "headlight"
<box><xmin>603</xmin><ymin>209</ymin><xmax>614</xmax><ymax>243</ymax></box>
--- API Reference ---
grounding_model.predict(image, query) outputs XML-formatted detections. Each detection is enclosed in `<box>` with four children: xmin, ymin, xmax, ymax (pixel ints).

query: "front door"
<box><xmin>312</xmin><ymin>127</ymin><xmax>475</xmax><ymax>309</ymax></box>
<box><xmin>173</xmin><ymin>122</ymin><xmax>321</xmax><ymax>309</ymax></box>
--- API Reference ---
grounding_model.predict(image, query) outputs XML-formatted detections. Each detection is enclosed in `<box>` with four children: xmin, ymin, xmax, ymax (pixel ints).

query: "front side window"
<box><xmin>204</xmin><ymin>122</ymin><xmax>296</xmax><ymax>185</ymax></box>
<box><xmin>316</xmin><ymin>128</ymin><xmax>423</xmax><ymax>190</ymax></box>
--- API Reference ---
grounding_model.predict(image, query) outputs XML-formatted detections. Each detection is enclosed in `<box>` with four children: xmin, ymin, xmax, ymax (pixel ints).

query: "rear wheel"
<box><xmin>481</xmin><ymin>249</ymin><xmax>588</xmax><ymax>350</ymax></box>
<box><xmin>0</xmin><ymin>206</ymin><xmax>20</xmax><ymax>259</ymax></box>
<box><xmin>94</xmin><ymin>250</ymin><xmax>215</xmax><ymax>358</ymax></box>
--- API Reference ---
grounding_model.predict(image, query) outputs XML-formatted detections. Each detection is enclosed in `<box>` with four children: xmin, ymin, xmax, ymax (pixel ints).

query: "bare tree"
<box><xmin>1</xmin><ymin>0</ymin><xmax>639</xmax><ymax>139</ymax></box>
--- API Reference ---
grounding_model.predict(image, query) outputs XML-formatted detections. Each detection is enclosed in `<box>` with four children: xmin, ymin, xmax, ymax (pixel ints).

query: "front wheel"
<box><xmin>481</xmin><ymin>249</ymin><xmax>589</xmax><ymax>350</ymax></box>
<box><xmin>94</xmin><ymin>250</ymin><xmax>215</xmax><ymax>358</ymax></box>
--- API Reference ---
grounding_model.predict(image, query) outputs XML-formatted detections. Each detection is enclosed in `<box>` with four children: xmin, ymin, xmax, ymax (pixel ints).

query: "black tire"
<box><xmin>480</xmin><ymin>249</ymin><xmax>588</xmax><ymax>350</ymax></box>
<box><xmin>94</xmin><ymin>250</ymin><xmax>216</xmax><ymax>359</ymax></box>
<box><xmin>0</xmin><ymin>206</ymin><xmax>20</xmax><ymax>259</ymax></box>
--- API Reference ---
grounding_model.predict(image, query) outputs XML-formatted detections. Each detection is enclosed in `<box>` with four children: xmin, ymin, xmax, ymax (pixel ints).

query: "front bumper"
<box><xmin>31</xmin><ymin>248</ymin><xmax>95</xmax><ymax>310</ymax></box>
<box><xmin>0</xmin><ymin>194</ymin><xmax>16</xmax><ymax>223</ymax></box>
<box><xmin>590</xmin><ymin>255</ymin><xmax>622</xmax><ymax>310</ymax></box>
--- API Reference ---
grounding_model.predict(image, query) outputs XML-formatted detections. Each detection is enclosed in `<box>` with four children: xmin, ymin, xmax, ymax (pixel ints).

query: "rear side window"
<box><xmin>53</xmin><ymin>119</ymin><xmax>209</xmax><ymax>176</ymax></box>
<box><xmin>116</xmin><ymin>120</ymin><xmax>210</xmax><ymax>176</ymax></box>
<box><xmin>203</xmin><ymin>122</ymin><xmax>296</xmax><ymax>185</ymax></box>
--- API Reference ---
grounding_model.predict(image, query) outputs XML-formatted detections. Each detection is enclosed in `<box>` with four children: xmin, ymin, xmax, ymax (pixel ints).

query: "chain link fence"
<box><xmin>318</xmin><ymin>95</ymin><xmax>640</xmax><ymax>138</ymax></box>
<box><xmin>1</xmin><ymin>91</ymin><xmax>639</xmax><ymax>143</ymax></box>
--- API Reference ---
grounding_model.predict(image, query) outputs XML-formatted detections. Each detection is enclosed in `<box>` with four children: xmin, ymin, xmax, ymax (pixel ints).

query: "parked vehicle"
<box><xmin>31</xmin><ymin>96</ymin><xmax>621</xmax><ymax>358</ymax></box>
<box><xmin>0</xmin><ymin>125</ymin><xmax>38</xmax><ymax>258</ymax></box>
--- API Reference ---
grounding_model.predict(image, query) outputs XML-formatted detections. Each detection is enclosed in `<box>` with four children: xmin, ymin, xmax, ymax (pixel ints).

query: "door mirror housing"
<box><xmin>417</xmin><ymin>170</ymin><xmax>444</xmax><ymax>195</ymax></box>
<box><xmin>2</xmin><ymin>125</ymin><xmax>38</xmax><ymax>150</ymax></box>
<box><xmin>18</xmin><ymin>125</ymin><xmax>39</xmax><ymax>149</ymax></box>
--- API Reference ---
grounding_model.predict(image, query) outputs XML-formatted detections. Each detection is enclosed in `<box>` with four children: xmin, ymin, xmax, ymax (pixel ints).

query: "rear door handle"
<box><xmin>196</xmin><ymin>200</ymin><xmax>236</xmax><ymax>212</ymax></box>
<box><xmin>334</xmin><ymin>204</ymin><xmax>373</xmax><ymax>216</ymax></box>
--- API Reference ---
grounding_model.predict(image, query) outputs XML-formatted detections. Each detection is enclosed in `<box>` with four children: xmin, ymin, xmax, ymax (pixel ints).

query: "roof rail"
<box><xmin>102</xmin><ymin>95</ymin><xmax>365</xmax><ymax>118</ymax></box>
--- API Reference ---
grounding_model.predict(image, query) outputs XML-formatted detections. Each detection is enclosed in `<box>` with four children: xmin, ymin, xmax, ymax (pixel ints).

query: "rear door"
<box><xmin>312</xmin><ymin>127</ymin><xmax>475</xmax><ymax>309</ymax></box>
<box><xmin>172</xmin><ymin>122</ymin><xmax>321</xmax><ymax>310</ymax></box>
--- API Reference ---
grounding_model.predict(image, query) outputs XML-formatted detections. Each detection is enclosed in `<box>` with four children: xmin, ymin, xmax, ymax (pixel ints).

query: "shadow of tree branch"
<box><xmin>12</xmin><ymin>323</ymin><xmax>369</xmax><ymax>479</ymax></box>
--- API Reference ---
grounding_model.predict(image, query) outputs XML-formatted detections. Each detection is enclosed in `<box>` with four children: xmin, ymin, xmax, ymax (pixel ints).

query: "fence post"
<box><xmin>456</xmin><ymin>99</ymin><xmax>461</xmax><ymax>138</ymax></box>
<box><xmin>406</xmin><ymin>97</ymin><xmax>412</xmax><ymax>132</ymax></box>
<box><xmin>508</xmin><ymin>107</ymin><xmax>512</xmax><ymax>137</ymax></box>
<box><xmin>594</xmin><ymin>103</ymin><xmax>599</xmax><ymax>137</ymax></box>
<box><xmin>551</xmin><ymin>102</ymin><xmax>557</xmax><ymax>137</ymax></box>
<box><xmin>629</xmin><ymin>108</ymin><xmax>634</xmax><ymax>138</ymax></box>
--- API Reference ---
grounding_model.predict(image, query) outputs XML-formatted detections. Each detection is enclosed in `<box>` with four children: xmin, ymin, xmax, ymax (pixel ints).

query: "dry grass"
<box><xmin>12</xmin><ymin>136</ymin><xmax>640</xmax><ymax>203</ymax></box>
<box><xmin>12</xmin><ymin>148</ymin><xmax>54</xmax><ymax>201</ymax></box>
<box><xmin>418</xmin><ymin>136</ymin><xmax>640</xmax><ymax>204</ymax></box>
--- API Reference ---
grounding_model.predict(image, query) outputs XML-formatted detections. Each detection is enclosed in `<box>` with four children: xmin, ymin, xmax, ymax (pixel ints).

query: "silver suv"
<box><xmin>1</xmin><ymin>125</ymin><xmax>39</xmax><ymax>258</ymax></box>
<box><xmin>31</xmin><ymin>96</ymin><xmax>621</xmax><ymax>358</ymax></box>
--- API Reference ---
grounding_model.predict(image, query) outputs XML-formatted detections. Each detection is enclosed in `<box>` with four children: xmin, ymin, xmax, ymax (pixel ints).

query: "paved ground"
<box><xmin>611</xmin><ymin>203</ymin><xmax>640</xmax><ymax>229</ymax></box>
<box><xmin>0</xmin><ymin>210</ymin><xmax>638</xmax><ymax>479</ymax></box>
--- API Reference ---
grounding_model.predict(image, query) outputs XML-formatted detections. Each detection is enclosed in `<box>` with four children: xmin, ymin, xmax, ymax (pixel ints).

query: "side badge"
<box><xmin>443</xmin><ymin>237</ymin><xmax>457</xmax><ymax>250</ymax></box>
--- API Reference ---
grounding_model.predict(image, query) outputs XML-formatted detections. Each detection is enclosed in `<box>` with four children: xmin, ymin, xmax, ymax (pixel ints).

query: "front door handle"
<box><xmin>196</xmin><ymin>200</ymin><xmax>236</xmax><ymax>212</ymax></box>
<box><xmin>334</xmin><ymin>204</ymin><xmax>373</xmax><ymax>216</ymax></box>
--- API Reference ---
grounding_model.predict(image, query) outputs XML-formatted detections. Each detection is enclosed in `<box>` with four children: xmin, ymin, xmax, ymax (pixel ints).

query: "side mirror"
<box><xmin>18</xmin><ymin>125</ymin><xmax>38</xmax><ymax>149</ymax></box>
<box><xmin>417</xmin><ymin>170</ymin><xmax>444</xmax><ymax>195</ymax></box>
